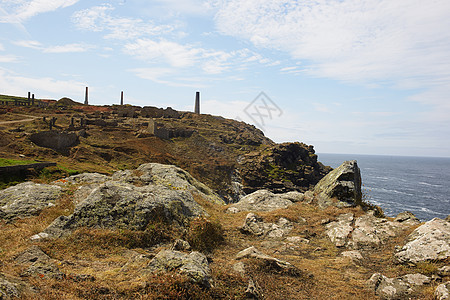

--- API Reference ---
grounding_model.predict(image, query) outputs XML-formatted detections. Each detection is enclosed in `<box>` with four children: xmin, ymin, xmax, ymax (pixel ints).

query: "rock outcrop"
<box><xmin>0</xmin><ymin>182</ymin><xmax>62</xmax><ymax>221</ymax></box>
<box><xmin>144</xmin><ymin>250</ymin><xmax>212</xmax><ymax>288</ymax></box>
<box><xmin>34</xmin><ymin>163</ymin><xmax>222</xmax><ymax>239</ymax></box>
<box><xmin>240</xmin><ymin>213</ymin><xmax>293</xmax><ymax>238</ymax></box>
<box><xmin>325</xmin><ymin>211</ymin><xmax>419</xmax><ymax>249</ymax></box>
<box><xmin>367</xmin><ymin>273</ymin><xmax>430</xmax><ymax>300</ymax></box>
<box><xmin>238</xmin><ymin>142</ymin><xmax>331</xmax><ymax>194</ymax></box>
<box><xmin>395</xmin><ymin>217</ymin><xmax>450</xmax><ymax>264</ymax></box>
<box><xmin>0</xmin><ymin>273</ymin><xmax>21</xmax><ymax>300</ymax></box>
<box><xmin>313</xmin><ymin>160</ymin><xmax>362</xmax><ymax>208</ymax></box>
<box><xmin>227</xmin><ymin>189</ymin><xmax>303</xmax><ymax>213</ymax></box>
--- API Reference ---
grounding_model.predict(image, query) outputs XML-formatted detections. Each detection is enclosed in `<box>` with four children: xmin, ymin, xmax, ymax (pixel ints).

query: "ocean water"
<box><xmin>317</xmin><ymin>153</ymin><xmax>450</xmax><ymax>221</ymax></box>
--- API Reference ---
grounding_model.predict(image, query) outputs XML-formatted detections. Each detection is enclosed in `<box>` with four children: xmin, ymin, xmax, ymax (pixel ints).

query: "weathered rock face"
<box><xmin>325</xmin><ymin>211</ymin><xmax>417</xmax><ymax>249</ymax></box>
<box><xmin>228</xmin><ymin>189</ymin><xmax>303</xmax><ymax>213</ymax></box>
<box><xmin>0</xmin><ymin>273</ymin><xmax>21</xmax><ymax>300</ymax></box>
<box><xmin>367</xmin><ymin>273</ymin><xmax>430</xmax><ymax>300</ymax></box>
<box><xmin>41</xmin><ymin>181</ymin><xmax>206</xmax><ymax>238</ymax></box>
<box><xmin>144</xmin><ymin>250</ymin><xmax>212</xmax><ymax>288</ymax></box>
<box><xmin>240</xmin><ymin>213</ymin><xmax>293</xmax><ymax>238</ymax></box>
<box><xmin>33</xmin><ymin>163</ymin><xmax>224</xmax><ymax>239</ymax></box>
<box><xmin>112</xmin><ymin>163</ymin><xmax>224</xmax><ymax>205</ymax></box>
<box><xmin>0</xmin><ymin>182</ymin><xmax>62</xmax><ymax>221</ymax></box>
<box><xmin>395</xmin><ymin>218</ymin><xmax>450</xmax><ymax>264</ymax></box>
<box><xmin>238</xmin><ymin>142</ymin><xmax>331</xmax><ymax>194</ymax></box>
<box><xmin>313</xmin><ymin>160</ymin><xmax>362</xmax><ymax>208</ymax></box>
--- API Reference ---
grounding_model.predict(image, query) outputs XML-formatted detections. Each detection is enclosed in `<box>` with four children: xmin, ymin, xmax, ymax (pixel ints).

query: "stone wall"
<box><xmin>30</xmin><ymin>131</ymin><xmax>79</xmax><ymax>150</ymax></box>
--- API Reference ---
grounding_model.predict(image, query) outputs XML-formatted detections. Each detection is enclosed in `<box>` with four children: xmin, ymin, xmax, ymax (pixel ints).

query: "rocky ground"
<box><xmin>1</xmin><ymin>160</ymin><xmax>449</xmax><ymax>299</ymax></box>
<box><xmin>1</xmin><ymin>100</ymin><xmax>449</xmax><ymax>299</ymax></box>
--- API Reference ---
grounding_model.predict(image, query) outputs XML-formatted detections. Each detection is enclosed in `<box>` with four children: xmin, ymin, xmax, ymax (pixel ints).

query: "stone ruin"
<box><xmin>148</xmin><ymin>119</ymin><xmax>194</xmax><ymax>140</ymax></box>
<box><xmin>30</xmin><ymin>131</ymin><xmax>79</xmax><ymax>150</ymax></box>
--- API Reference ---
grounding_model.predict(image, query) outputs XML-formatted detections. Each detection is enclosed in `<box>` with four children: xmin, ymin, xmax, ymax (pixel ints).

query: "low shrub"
<box><xmin>186</xmin><ymin>217</ymin><xmax>224</xmax><ymax>253</ymax></box>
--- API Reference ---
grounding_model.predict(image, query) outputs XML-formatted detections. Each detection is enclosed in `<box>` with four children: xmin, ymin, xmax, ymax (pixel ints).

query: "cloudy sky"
<box><xmin>1</xmin><ymin>0</ymin><xmax>450</xmax><ymax>157</ymax></box>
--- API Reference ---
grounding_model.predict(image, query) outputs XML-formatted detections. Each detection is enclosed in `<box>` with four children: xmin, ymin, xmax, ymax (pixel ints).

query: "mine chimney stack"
<box><xmin>194</xmin><ymin>91</ymin><xmax>200</xmax><ymax>114</ymax></box>
<box><xmin>121</xmin><ymin>91</ymin><xmax>124</xmax><ymax>105</ymax></box>
<box><xmin>84</xmin><ymin>87</ymin><xmax>89</xmax><ymax>105</ymax></box>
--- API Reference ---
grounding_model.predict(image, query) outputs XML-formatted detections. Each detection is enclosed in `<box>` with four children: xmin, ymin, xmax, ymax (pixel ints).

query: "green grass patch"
<box><xmin>0</xmin><ymin>158</ymin><xmax>38</xmax><ymax>166</ymax></box>
<box><xmin>0</xmin><ymin>94</ymin><xmax>29</xmax><ymax>102</ymax></box>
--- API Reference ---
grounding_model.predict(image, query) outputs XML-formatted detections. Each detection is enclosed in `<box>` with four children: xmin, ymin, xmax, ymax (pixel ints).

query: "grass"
<box><xmin>0</xmin><ymin>158</ymin><xmax>38</xmax><ymax>166</ymax></box>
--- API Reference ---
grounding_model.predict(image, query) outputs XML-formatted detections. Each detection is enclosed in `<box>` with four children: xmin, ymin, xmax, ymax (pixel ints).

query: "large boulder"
<box><xmin>325</xmin><ymin>211</ymin><xmax>417</xmax><ymax>249</ymax></box>
<box><xmin>144</xmin><ymin>250</ymin><xmax>212</xmax><ymax>288</ymax></box>
<box><xmin>313</xmin><ymin>160</ymin><xmax>362</xmax><ymax>208</ymax></box>
<box><xmin>228</xmin><ymin>189</ymin><xmax>303</xmax><ymax>213</ymax></box>
<box><xmin>395</xmin><ymin>218</ymin><xmax>450</xmax><ymax>264</ymax></box>
<box><xmin>367</xmin><ymin>273</ymin><xmax>430</xmax><ymax>300</ymax></box>
<box><xmin>112</xmin><ymin>163</ymin><xmax>224</xmax><ymax>205</ymax></box>
<box><xmin>35</xmin><ymin>163</ymin><xmax>224</xmax><ymax>239</ymax></box>
<box><xmin>39</xmin><ymin>181</ymin><xmax>206</xmax><ymax>238</ymax></box>
<box><xmin>0</xmin><ymin>182</ymin><xmax>62</xmax><ymax>221</ymax></box>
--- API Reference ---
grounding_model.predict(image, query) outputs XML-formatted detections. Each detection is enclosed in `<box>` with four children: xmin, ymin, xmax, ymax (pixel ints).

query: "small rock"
<box><xmin>401</xmin><ymin>273</ymin><xmax>431</xmax><ymax>286</ymax></box>
<box><xmin>236</xmin><ymin>246</ymin><xmax>300</xmax><ymax>275</ymax></box>
<box><xmin>245</xmin><ymin>278</ymin><xmax>263</xmax><ymax>299</ymax></box>
<box><xmin>394</xmin><ymin>211</ymin><xmax>420</xmax><ymax>224</ymax></box>
<box><xmin>438</xmin><ymin>266</ymin><xmax>450</xmax><ymax>277</ymax></box>
<box><xmin>232</xmin><ymin>262</ymin><xmax>246</xmax><ymax>276</ymax></box>
<box><xmin>435</xmin><ymin>281</ymin><xmax>450</xmax><ymax>300</ymax></box>
<box><xmin>171</xmin><ymin>239</ymin><xmax>191</xmax><ymax>251</ymax></box>
<box><xmin>341</xmin><ymin>250</ymin><xmax>363</xmax><ymax>262</ymax></box>
<box><xmin>145</xmin><ymin>250</ymin><xmax>212</xmax><ymax>288</ymax></box>
<box><xmin>14</xmin><ymin>246</ymin><xmax>50</xmax><ymax>265</ymax></box>
<box><xmin>286</xmin><ymin>236</ymin><xmax>310</xmax><ymax>244</ymax></box>
<box><xmin>0</xmin><ymin>274</ymin><xmax>20</xmax><ymax>299</ymax></box>
<box><xmin>21</xmin><ymin>261</ymin><xmax>65</xmax><ymax>280</ymax></box>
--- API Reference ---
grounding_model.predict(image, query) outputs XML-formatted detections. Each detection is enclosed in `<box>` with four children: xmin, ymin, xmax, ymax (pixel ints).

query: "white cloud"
<box><xmin>214</xmin><ymin>0</ymin><xmax>450</xmax><ymax>87</ymax></box>
<box><xmin>0</xmin><ymin>43</ymin><xmax>4</xmax><ymax>51</ymax></box>
<box><xmin>0</xmin><ymin>55</ymin><xmax>19</xmax><ymax>63</ymax></box>
<box><xmin>72</xmin><ymin>5</ymin><xmax>175</xmax><ymax>40</ymax></box>
<box><xmin>13</xmin><ymin>40</ymin><xmax>94</xmax><ymax>53</ymax></box>
<box><xmin>0</xmin><ymin>0</ymin><xmax>79</xmax><ymax>23</ymax></box>
<box><xmin>129</xmin><ymin>67</ymin><xmax>208</xmax><ymax>88</ymax></box>
<box><xmin>0</xmin><ymin>68</ymin><xmax>85</xmax><ymax>97</ymax></box>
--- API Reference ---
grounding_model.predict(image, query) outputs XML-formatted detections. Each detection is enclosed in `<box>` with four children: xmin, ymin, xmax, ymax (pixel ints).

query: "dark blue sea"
<box><xmin>317</xmin><ymin>153</ymin><xmax>450</xmax><ymax>221</ymax></box>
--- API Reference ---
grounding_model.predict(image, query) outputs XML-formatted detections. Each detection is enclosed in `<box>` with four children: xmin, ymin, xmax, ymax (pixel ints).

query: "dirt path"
<box><xmin>0</xmin><ymin>114</ymin><xmax>40</xmax><ymax>125</ymax></box>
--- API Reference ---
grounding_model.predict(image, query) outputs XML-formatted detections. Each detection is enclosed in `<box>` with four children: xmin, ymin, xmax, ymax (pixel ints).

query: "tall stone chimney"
<box><xmin>121</xmin><ymin>91</ymin><xmax>124</xmax><ymax>105</ymax></box>
<box><xmin>194</xmin><ymin>91</ymin><xmax>200</xmax><ymax>114</ymax></box>
<box><xmin>84</xmin><ymin>87</ymin><xmax>89</xmax><ymax>105</ymax></box>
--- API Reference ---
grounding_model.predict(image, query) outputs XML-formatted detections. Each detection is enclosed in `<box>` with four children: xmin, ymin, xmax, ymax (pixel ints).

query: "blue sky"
<box><xmin>1</xmin><ymin>0</ymin><xmax>450</xmax><ymax>157</ymax></box>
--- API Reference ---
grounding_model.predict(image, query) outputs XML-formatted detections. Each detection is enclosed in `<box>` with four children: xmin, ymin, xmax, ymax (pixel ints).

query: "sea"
<box><xmin>317</xmin><ymin>153</ymin><xmax>450</xmax><ymax>221</ymax></box>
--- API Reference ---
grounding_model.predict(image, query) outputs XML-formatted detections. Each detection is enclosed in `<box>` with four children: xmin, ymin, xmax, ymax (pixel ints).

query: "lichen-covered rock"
<box><xmin>435</xmin><ymin>281</ymin><xmax>450</xmax><ymax>300</ymax></box>
<box><xmin>0</xmin><ymin>273</ymin><xmax>20</xmax><ymax>299</ymax></box>
<box><xmin>14</xmin><ymin>246</ymin><xmax>51</xmax><ymax>265</ymax></box>
<box><xmin>112</xmin><ymin>163</ymin><xmax>224</xmax><ymax>205</ymax></box>
<box><xmin>0</xmin><ymin>182</ymin><xmax>62</xmax><ymax>221</ymax></box>
<box><xmin>325</xmin><ymin>211</ymin><xmax>415</xmax><ymax>249</ymax></box>
<box><xmin>240</xmin><ymin>213</ymin><xmax>293</xmax><ymax>238</ymax></box>
<box><xmin>236</xmin><ymin>246</ymin><xmax>300</xmax><ymax>275</ymax></box>
<box><xmin>395</xmin><ymin>218</ymin><xmax>450</xmax><ymax>264</ymax></box>
<box><xmin>325</xmin><ymin>213</ymin><xmax>354</xmax><ymax>247</ymax></box>
<box><xmin>367</xmin><ymin>273</ymin><xmax>430</xmax><ymax>300</ymax></box>
<box><xmin>40</xmin><ymin>181</ymin><xmax>206</xmax><ymax>238</ymax></box>
<box><xmin>228</xmin><ymin>190</ymin><xmax>302</xmax><ymax>213</ymax></box>
<box><xmin>238</xmin><ymin>142</ymin><xmax>331</xmax><ymax>194</ymax></box>
<box><xmin>53</xmin><ymin>173</ymin><xmax>109</xmax><ymax>186</ymax></box>
<box><xmin>21</xmin><ymin>261</ymin><xmax>65</xmax><ymax>280</ymax></box>
<box><xmin>145</xmin><ymin>250</ymin><xmax>212</xmax><ymax>287</ymax></box>
<box><xmin>313</xmin><ymin>160</ymin><xmax>362</xmax><ymax>208</ymax></box>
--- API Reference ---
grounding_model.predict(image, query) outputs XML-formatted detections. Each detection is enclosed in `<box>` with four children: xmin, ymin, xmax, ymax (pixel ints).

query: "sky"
<box><xmin>1</xmin><ymin>0</ymin><xmax>450</xmax><ymax>157</ymax></box>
